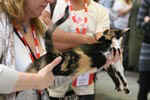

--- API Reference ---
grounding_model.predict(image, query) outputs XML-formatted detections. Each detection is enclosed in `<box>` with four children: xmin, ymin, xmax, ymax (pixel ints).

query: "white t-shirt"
<box><xmin>14</xmin><ymin>34</ymin><xmax>46</xmax><ymax>72</ymax></box>
<box><xmin>52</xmin><ymin>0</ymin><xmax>110</xmax><ymax>34</ymax></box>
<box><xmin>112</xmin><ymin>0</ymin><xmax>130</xmax><ymax>29</ymax></box>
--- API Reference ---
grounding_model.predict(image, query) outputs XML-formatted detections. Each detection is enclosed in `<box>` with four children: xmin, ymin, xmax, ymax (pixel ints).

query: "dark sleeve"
<box><xmin>136</xmin><ymin>0</ymin><xmax>150</xmax><ymax>28</ymax></box>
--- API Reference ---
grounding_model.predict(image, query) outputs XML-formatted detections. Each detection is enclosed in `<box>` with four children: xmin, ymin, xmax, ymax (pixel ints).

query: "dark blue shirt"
<box><xmin>137</xmin><ymin>0</ymin><xmax>150</xmax><ymax>28</ymax></box>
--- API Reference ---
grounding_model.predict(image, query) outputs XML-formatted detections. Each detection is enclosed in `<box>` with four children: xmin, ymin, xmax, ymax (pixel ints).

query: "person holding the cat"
<box><xmin>137</xmin><ymin>0</ymin><xmax>150</xmax><ymax>99</ymax></box>
<box><xmin>0</xmin><ymin>0</ymin><xmax>63</xmax><ymax>96</ymax></box>
<box><xmin>40</xmin><ymin>0</ymin><xmax>120</xmax><ymax>100</ymax></box>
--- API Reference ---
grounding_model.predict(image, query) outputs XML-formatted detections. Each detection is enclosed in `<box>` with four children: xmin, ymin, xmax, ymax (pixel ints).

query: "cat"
<box><xmin>105</xmin><ymin>29</ymin><xmax>130</xmax><ymax>94</ymax></box>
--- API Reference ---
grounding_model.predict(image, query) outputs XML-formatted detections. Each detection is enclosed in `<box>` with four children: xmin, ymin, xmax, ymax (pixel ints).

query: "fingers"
<box><xmin>103</xmin><ymin>58</ymin><xmax>112</xmax><ymax>70</ymax></box>
<box><xmin>87</xmin><ymin>35</ymin><xmax>97</xmax><ymax>44</ymax></box>
<box><xmin>144</xmin><ymin>16</ymin><xmax>150</xmax><ymax>23</ymax></box>
<box><xmin>45</xmin><ymin>56</ymin><xmax>62</xmax><ymax>72</ymax></box>
<box><xmin>111</xmin><ymin>49</ymin><xmax>120</xmax><ymax>63</ymax></box>
<box><xmin>104</xmin><ymin>49</ymin><xmax>121</xmax><ymax>70</ymax></box>
<box><xmin>96</xmin><ymin>32</ymin><xmax>103</xmax><ymax>40</ymax></box>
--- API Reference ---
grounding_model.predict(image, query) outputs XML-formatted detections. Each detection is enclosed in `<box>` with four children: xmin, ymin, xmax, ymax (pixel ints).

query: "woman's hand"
<box><xmin>96</xmin><ymin>32</ymin><xmax>103</xmax><ymax>40</ymax></box>
<box><xmin>144</xmin><ymin>16</ymin><xmax>150</xmax><ymax>23</ymax></box>
<box><xmin>36</xmin><ymin>56</ymin><xmax>62</xmax><ymax>90</ymax></box>
<box><xmin>86</xmin><ymin>32</ymin><xmax>103</xmax><ymax>44</ymax></box>
<box><xmin>13</xmin><ymin>57</ymin><xmax>62</xmax><ymax>92</ymax></box>
<box><xmin>118</xmin><ymin>4</ymin><xmax>132</xmax><ymax>17</ymax></box>
<box><xmin>103</xmin><ymin>49</ymin><xmax>121</xmax><ymax>70</ymax></box>
<box><xmin>86</xmin><ymin>35</ymin><xmax>98</xmax><ymax>44</ymax></box>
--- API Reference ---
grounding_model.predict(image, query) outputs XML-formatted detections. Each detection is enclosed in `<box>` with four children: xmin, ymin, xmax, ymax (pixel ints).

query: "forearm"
<box><xmin>54</xmin><ymin>42</ymin><xmax>80</xmax><ymax>51</ymax></box>
<box><xmin>13</xmin><ymin>72</ymin><xmax>40</xmax><ymax>92</ymax></box>
<box><xmin>118</xmin><ymin>4</ymin><xmax>132</xmax><ymax>16</ymax></box>
<box><xmin>52</xmin><ymin>28</ymin><xmax>95</xmax><ymax>45</ymax></box>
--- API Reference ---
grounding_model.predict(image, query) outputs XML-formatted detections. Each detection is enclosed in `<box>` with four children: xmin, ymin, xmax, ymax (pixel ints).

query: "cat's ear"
<box><xmin>112</xmin><ymin>28</ymin><xmax>128</xmax><ymax>39</ymax></box>
<box><xmin>114</xmin><ymin>29</ymin><xmax>122</xmax><ymax>38</ymax></box>
<box><xmin>103</xmin><ymin>29</ymin><xmax>109</xmax><ymax>35</ymax></box>
<box><xmin>122</xmin><ymin>28</ymin><xmax>130</xmax><ymax>34</ymax></box>
<box><xmin>98</xmin><ymin>35</ymin><xmax>106</xmax><ymax>42</ymax></box>
<box><xmin>97</xmin><ymin>29</ymin><xmax>109</xmax><ymax>42</ymax></box>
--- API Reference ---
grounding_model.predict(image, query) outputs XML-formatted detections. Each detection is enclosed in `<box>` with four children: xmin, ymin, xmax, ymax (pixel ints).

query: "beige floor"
<box><xmin>95</xmin><ymin>71</ymin><xmax>150</xmax><ymax>100</ymax></box>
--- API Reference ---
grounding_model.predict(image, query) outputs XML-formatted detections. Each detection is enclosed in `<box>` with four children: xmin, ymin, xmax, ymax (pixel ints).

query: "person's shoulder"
<box><xmin>0</xmin><ymin>11</ymin><xmax>12</xmax><ymax>36</ymax></box>
<box><xmin>0</xmin><ymin>11</ymin><xmax>11</xmax><ymax>26</ymax></box>
<box><xmin>0</xmin><ymin>11</ymin><xmax>9</xmax><ymax>26</ymax></box>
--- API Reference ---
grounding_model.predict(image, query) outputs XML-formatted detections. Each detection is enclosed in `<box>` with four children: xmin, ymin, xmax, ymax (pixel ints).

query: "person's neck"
<box><xmin>70</xmin><ymin>0</ymin><xmax>90</xmax><ymax>10</ymax></box>
<box><xmin>22</xmin><ymin>21</ymin><xmax>31</xmax><ymax>33</ymax></box>
<box><xmin>21</xmin><ymin>9</ymin><xmax>33</xmax><ymax>29</ymax></box>
<box><xmin>71</xmin><ymin>0</ymin><xmax>90</xmax><ymax>7</ymax></box>
<box><xmin>15</xmin><ymin>16</ymin><xmax>31</xmax><ymax>33</ymax></box>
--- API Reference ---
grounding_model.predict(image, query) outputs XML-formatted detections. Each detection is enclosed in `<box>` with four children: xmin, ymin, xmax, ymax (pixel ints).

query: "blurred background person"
<box><xmin>137</xmin><ymin>0</ymin><xmax>150</xmax><ymax>99</ymax></box>
<box><xmin>127</xmin><ymin>0</ymin><xmax>143</xmax><ymax>71</ymax></box>
<box><xmin>99</xmin><ymin>0</ymin><xmax>115</xmax><ymax>28</ymax></box>
<box><xmin>99</xmin><ymin>0</ymin><xmax>114</xmax><ymax>10</ymax></box>
<box><xmin>111</xmin><ymin>0</ymin><xmax>132</xmax><ymax>30</ymax></box>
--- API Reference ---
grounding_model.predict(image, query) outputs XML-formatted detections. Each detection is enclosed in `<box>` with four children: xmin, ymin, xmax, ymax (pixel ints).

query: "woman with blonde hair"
<box><xmin>0</xmin><ymin>0</ymin><xmax>100</xmax><ymax>99</ymax></box>
<box><xmin>0</xmin><ymin>0</ymin><xmax>62</xmax><ymax>97</ymax></box>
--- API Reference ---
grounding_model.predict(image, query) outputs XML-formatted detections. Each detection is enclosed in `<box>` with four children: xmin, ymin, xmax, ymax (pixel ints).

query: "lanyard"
<box><xmin>67</xmin><ymin>0</ymin><xmax>88</xmax><ymax>35</ymax></box>
<box><xmin>14</xmin><ymin>24</ymin><xmax>43</xmax><ymax>99</ymax></box>
<box><xmin>14</xmin><ymin>25</ymin><xmax>40</xmax><ymax>62</ymax></box>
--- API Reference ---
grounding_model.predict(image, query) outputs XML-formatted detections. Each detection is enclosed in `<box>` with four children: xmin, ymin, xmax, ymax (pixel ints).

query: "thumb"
<box><xmin>45</xmin><ymin>56</ymin><xmax>62</xmax><ymax>72</ymax></box>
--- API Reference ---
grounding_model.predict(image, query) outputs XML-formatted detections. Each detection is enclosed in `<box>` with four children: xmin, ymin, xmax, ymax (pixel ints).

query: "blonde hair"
<box><xmin>0</xmin><ymin>0</ymin><xmax>45</xmax><ymax>35</ymax></box>
<box><xmin>125</xmin><ymin>0</ymin><xmax>132</xmax><ymax>4</ymax></box>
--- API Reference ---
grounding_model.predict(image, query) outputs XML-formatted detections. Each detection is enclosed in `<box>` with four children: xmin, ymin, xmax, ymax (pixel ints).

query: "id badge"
<box><xmin>76</xmin><ymin>73</ymin><xmax>90</xmax><ymax>86</ymax></box>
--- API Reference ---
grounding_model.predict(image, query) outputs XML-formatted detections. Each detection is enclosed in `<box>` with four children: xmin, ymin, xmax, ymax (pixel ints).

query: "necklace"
<box><xmin>67</xmin><ymin>0</ymin><xmax>88</xmax><ymax>35</ymax></box>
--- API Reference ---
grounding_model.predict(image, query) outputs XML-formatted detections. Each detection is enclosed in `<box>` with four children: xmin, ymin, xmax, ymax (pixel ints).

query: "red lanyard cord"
<box><xmin>14</xmin><ymin>26</ymin><xmax>40</xmax><ymax>62</ymax></box>
<box><xmin>14</xmin><ymin>25</ymin><xmax>42</xmax><ymax>99</ymax></box>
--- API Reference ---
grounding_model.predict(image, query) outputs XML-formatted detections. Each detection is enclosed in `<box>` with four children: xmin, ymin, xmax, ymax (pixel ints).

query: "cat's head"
<box><xmin>93</xmin><ymin>28</ymin><xmax>130</xmax><ymax>53</ymax></box>
<box><xmin>84</xmin><ymin>28</ymin><xmax>129</xmax><ymax>69</ymax></box>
